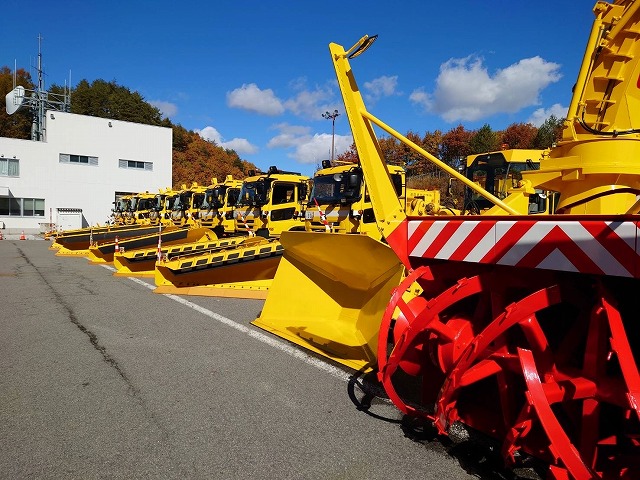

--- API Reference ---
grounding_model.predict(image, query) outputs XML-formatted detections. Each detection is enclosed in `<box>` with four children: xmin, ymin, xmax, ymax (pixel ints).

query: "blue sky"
<box><xmin>4</xmin><ymin>1</ymin><xmax>596</xmax><ymax>176</ymax></box>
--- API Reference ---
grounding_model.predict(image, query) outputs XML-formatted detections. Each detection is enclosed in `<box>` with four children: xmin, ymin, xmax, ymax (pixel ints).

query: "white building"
<box><xmin>0</xmin><ymin>110</ymin><xmax>172</xmax><ymax>234</ymax></box>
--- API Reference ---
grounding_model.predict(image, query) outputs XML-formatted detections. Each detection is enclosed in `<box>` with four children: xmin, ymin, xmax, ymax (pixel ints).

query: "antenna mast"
<box><xmin>5</xmin><ymin>34</ymin><xmax>72</xmax><ymax>141</ymax></box>
<box><xmin>32</xmin><ymin>34</ymin><xmax>47</xmax><ymax>141</ymax></box>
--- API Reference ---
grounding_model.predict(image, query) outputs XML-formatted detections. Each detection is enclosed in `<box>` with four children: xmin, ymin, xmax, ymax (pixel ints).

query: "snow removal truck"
<box><xmin>256</xmin><ymin>1</ymin><xmax>640</xmax><ymax>476</ymax></box>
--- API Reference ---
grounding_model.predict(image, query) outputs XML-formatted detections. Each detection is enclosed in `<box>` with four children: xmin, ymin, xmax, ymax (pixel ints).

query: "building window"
<box><xmin>119</xmin><ymin>159</ymin><xmax>153</xmax><ymax>171</ymax></box>
<box><xmin>59</xmin><ymin>153</ymin><xmax>98</xmax><ymax>166</ymax></box>
<box><xmin>0</xmin><ymin>197</ymin><xmax>45</xmax><ymax>216</ymax></box>
<box><xmin>0</xmin><ymin>158</ymin><xmax>19</xmax><ymax>176</ymax></box>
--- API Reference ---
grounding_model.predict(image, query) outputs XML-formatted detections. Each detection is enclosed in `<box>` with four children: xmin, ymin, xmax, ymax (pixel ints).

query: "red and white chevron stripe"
<box><xmin>407</xmin><ymin>219</ymin><xmax>640</xmax><ymax>278</ymax></box>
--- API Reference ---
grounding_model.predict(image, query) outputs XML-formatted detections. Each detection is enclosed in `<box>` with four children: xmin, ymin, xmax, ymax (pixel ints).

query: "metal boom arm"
<box><xmin>330</xmin><ymin>37</ymin><xmax>519</xmax><ymax>243</ymax></box>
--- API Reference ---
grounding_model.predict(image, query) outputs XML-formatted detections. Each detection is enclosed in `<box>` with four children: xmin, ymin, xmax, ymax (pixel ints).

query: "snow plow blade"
<box><xmin>52</xmin><ymin>224</ymin><xmax>162</xmax><ymax>254</ymax></box>
<box><xmin>153</xmin><ymin>236</ymin><xmax>284</xmax><ymax>299</ymax></box>
<box><xmin>252</xmin><ymin>231</ymin><xmax>403</xmax><ymax>371</ymax></box>
<box><xmin>85</xmin><ymin>227</ymin><xmax>215</xmax><ymax>264</ymax></box>
<box><xmin>113</xmin><ymin>236</ymin><xmax>246</xmax><ymax>277</ymax></box>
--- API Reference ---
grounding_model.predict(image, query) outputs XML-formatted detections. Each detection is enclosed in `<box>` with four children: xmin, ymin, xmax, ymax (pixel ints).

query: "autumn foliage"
<box><xmin>335</xmin><ymin>119</ymin><xmax>564</xmax><ymax>202</ymax></box>
<box><xmin>337</xmin><ymin>120</ymin><xmax>564</xmax><ymax>176</ymax></box>
<box><xmin>0</xmin><ymin>67</ymin><xmax>34</xmax><ymax>139</ymax></box>
<box><xmin>172</xmin><ymin>126</ymin><xmax>256</xmax><ymax>188</ymax></box>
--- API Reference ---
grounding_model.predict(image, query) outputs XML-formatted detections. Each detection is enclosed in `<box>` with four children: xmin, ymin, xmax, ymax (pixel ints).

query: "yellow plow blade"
<box><xmin>113</xmin><ymin>236</ymin><xmax>245</xmax><ymax>277</ymax></box>
<box><xmin>84</xmin><ymin>227</ymin><xmax>214</xmax><ymax>264</ymax></box>
<box><xmin>252</xmin><ymin>231</ymin><xmax>403</xmax><ymax>371</ymax></box>
<box><xmin>153</xmin><ymin>237</ymin><xmax>283</xmax><ymax>299</ymax></box>
<box><xmin>51</xmin><ymin>224</ymin><xmax>161</xmax><ymax>252</ymax></box>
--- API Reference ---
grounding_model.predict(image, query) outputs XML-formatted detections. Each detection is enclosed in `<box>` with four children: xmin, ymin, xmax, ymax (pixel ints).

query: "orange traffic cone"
<box><xmin>114</xmin><ymin>236</ymin><xmax>119</xmax><ymax>252</ymax></box>
<box><xmin>0</xmin><ymin>231</ymin><xmax>3</xmax><ymax>240</ymax></box>
<box><xmin>20</xmin><ymin>230</ymin><xmax>26</xmax><ymax>240</ymax></box>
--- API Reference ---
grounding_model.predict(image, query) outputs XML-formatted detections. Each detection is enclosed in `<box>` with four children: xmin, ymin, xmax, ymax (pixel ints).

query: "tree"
<box><xmin>399</xmin><ymin>131</ymin><xmax>426</xmax><ymax>171</ymax></box>
<box><xmin>422</xmin><ymin>130</ymin><xmax>443</xmax><ymax>157</ymax></box>
<box><xmin>172</xmin><ymin>130</ymin><xmax>257</xmax><ymax>187</ymax></box>
<box><xmin>379</xmin><ymin>136</ymin><xmax>402</xmax><ymax>164</ymax></box>
<box><xmin>70</xmin><ymin>79</ymin><xmax>164</xmax><ymax>125</ymax></box>
<box><xmin>172</xmin><ymin>124</ymin><xmax>193</xmax><ymax>153</ymax></box>
<box><xmin>0</xmin><ymin>67</ymin><xmax>34</xmax><ymax>139</ymax></box>
<box><xmin>334</xmin><ymin>142</ymin><xmax>359</xmax><ymax>164</ymax></box>
<box><xmin>400</xmin><ymin>130</ymin><xmax>444</xmax><ymax>176</ymax></box>
<box><xmin>469</xmin><ymin>124</ymin><xmax>499</xmax><ymax>154</ymax></box>
<box><xmin>533</xmin><ymin>115</ymin><xmax>564</xmax><ymax>149</ymax></box>
<box><xmin>337</xmin><ymin>133</ymin><xmax>424</xmax><ymax>170</ymax></box>
<box><xmin>441</xmin><ymin>125</ymin><xmax>473</xmax><ymax>168</ymax></box>
<box><xmin>500</xmin><ymin>122</ymin><xmax>538</xmax><ymax>149</ymax></box>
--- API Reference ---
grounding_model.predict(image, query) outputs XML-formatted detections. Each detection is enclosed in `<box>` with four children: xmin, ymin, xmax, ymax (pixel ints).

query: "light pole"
<box><xmin>322</xmin><ymin>109</ymin><xmax>340</xmax><ymax>161</ymax></box>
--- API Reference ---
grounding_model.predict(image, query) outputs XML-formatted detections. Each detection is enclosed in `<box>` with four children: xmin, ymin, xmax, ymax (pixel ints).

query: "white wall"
<box><xmin>0</xmin><ymin>111</ymin><xmax>172</xmax><ymax>232</ymax></box>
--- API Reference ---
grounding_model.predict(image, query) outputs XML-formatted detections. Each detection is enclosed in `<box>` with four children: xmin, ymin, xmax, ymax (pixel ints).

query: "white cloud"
<box><xmin>195</xmin><ymin>126</ymin><xmax>258</xmax><ymax>155</ymax></box>
<box><xmin>197</xmin><ymin>126</ymin><xmax>223</xmax><ymax>143</ymax></box>
<box><xmin>288</xmin><ymin>77</ymin><xmax>308</xmax><ymax>91</ymax></box>
<box><xmin>225</xmin><ymin>80</ymin><xmax>339</xmax><ymax>120</ymax></box>
<box><xmin>267</xmin><ymin>123</ymin><xmax>311</xmax><ymax>150</ymax></box>
<box><xmin>364</xmin><ymin>75</ymin><xmax>399</xmax><ymax>103</ymax></box>
<box><xmin>273</xmin><ymin>123</ymin><xmax>312</xmax><ymax>136</ymax></box>
<box><xmin>411</xmin><ymin>55</ymin><xmax>562</xmax><ymax>122</ymax></box>
<box><xmin>150</xmin><ymin>100</ymin><xmax>178</xmax><ymax>118</ymax></box>
<box><xmin>227</xmin><ymin>83</ymin><xmax>284</xmax><ymax>116</ymax></box>
<box><xmin>266</xmin><ymin>123</ymin><xmax>352</xmax><ymax>164</ymax></box>
<box><xmin>527</xmin><ymin>103</ymin><xmax>567</xmax><ymax>127</ymax></box>
<box><xmin>267</xmin><ymin>124</ymin><xmax>312</xmax><ymax>149</ymax></box>
<box><xmin>291</xmin><ymin>133</ymin><xmax>353</xmax><ymax>164</ymax></box>
<box><xmin>283</xmin><ymin>86</ymin><xmax>336</xmax><ymax>119</ymax></box>
<box><xmin>221</xmin><ymin>138</ymin><xmax>258</xmax><ymax>154</ymax></box>
<box><xmin>408</xmin><ymin>89</ymin><xmax>430</xmax><ymax>107</ymax></box>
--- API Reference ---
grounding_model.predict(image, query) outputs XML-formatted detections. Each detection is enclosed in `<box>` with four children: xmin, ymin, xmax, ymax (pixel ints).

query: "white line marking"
<box><xmin>101</xmin><ymin>264</ymin><xmax>352</xmax><ymax>382</ymax></box>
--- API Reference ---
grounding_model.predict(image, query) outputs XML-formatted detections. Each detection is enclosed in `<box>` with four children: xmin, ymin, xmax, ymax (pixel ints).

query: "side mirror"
<box><xmin>299</xmin><ymin>183</ymin><xmax>308</xmax><ymax>201</ymax></box>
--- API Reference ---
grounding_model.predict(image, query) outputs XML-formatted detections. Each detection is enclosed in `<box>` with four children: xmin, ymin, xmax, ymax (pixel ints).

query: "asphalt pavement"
<box><xmin>0</xmin><ymin>239</ymin><xmax>504</xmax><ymax>479</ymax></box>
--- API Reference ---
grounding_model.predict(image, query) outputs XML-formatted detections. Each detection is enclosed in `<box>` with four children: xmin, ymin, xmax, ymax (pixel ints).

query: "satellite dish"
<box><xmin>5</xmin><ymin>86</ymin><xmax>25</xmax><ymax>115</ymax></box>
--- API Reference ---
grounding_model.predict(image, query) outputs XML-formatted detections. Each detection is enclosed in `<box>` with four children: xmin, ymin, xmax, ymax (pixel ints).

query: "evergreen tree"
<box><xmin>70</xmin><ymin>79</ymin><xmax>163</xmax><ymax>125</ymax></box>
<box><xmin>469</xmin><ymin>124</ymin><xmax>499</xmax><ymax>154</ymax></box>
<box><xmin>533</xmin><ymin>115</ymin><xmax>564</xmax><ymax>148</ymax></box>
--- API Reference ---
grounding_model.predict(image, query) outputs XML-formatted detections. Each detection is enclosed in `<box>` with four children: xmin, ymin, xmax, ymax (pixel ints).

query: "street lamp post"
<box><xmin>322</xmin><ymin>109</ymin><xmax>340</xmax><ymax>161</ymax></box>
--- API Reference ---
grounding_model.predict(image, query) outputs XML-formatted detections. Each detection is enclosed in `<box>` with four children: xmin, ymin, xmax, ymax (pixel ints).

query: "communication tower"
<box><xmin>5</xmin><ymin>34</ymin><xmax>71</xmax><ymax>141</ymax></box>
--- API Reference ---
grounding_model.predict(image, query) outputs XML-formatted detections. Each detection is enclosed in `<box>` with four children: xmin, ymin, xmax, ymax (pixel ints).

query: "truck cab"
<box><xmin>306</xmin><ymin>161</ymin><xmax>418</xmax><ymax>235</ymax></box>
<box><xmin>464</xmin><ymin>149</ymin><xmax>551</xmax><ymax>214</ymax></box>
<box><xmin>198</xmin><ymin>175</ymin><xmax>243</xmax><ymax>236</ymax></box>
<box><xmin>234</xmin><ymin>166</ymin><xmax>309</xmax><ymax>238</ymax></box>
<box><xmin>111</xmin><ymin>195</ymin><xmax>133</xmax><ymax>225</ymax></box>
<box><xmin>170</xmin><ymin>182</ymin><xmax>207</xmax><ymax>227</ymax></box>
<box><xmin>129</xmin><ymin>191</ymin><xmax>157</xmax><ymax>224</ymax></box>
<box><xmin>148</xmin><ymin>189</ymin><xmax>169</xmax><ymax>225</ymax></box>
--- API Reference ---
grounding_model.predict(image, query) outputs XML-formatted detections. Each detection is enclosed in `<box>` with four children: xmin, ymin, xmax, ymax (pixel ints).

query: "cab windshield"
<box><xmin>466</xmin><ymin>155</ymin><xmax>538</xmax><ymax>209</ymax></box>
<box><xmin>310</xmin><ymin>171</ymin><xmax>362</xmax><ymax>205</ymax></box>
<box><xmin>164</xmin><ymin>195</ymin><xmax>177</xmax><ymax>211</ymax></box>
<box><xmin>136</xmin><ymin>198</ymin><xmax>154</xmax><ymax>211</ymax></box>
<box><xmin>114</xmin><ymin>198</ymin><xmax>130</xmax><ymax>212</ymax></box>
<box><xmin>201</xmin><ymin>186</ymin><xmax>226</xmax><ymax>209</ymax></box>
<box><xmin>227</xmin><ymin>188</ymin><xmax>240</xmax><ymax>207</ymax></box>
<box><xmin>192</xmin><ymin>193</ymin><xmax>205</xmax><ymax>209</ymax></box>
<box><xmin>153</xmin><ymin>195</ymin><xmax>164</xmax><ymax>210</ymax></box>
<box><xmin>237</xmin><ymin>180</ymin><xmax>269</xmax><ymax>207</ymax></box>
<box><xmin>172</xmin><ymin>192</ymin><xmax>192</xmax><ymax>211</ymax></box>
